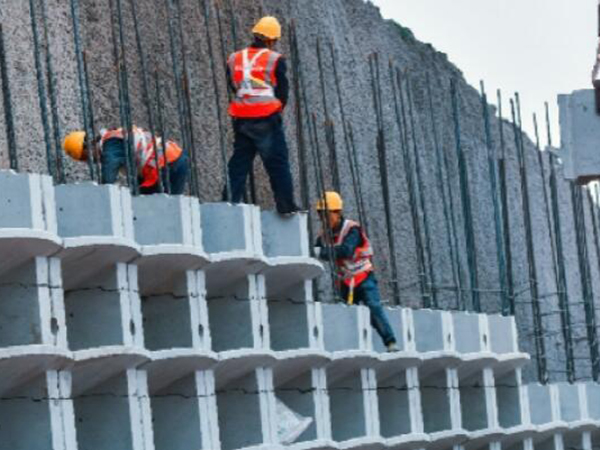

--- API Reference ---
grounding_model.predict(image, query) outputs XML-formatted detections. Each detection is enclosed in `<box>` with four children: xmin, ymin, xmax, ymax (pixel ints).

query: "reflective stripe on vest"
<box><xmin>334</xmin><ymin>219</ymin><xmax>374</xmax><ymax>287</ymax></box>
<box><xmin>100</xmin><ymin>127</ymin><xmax>183</xmax><ymax>187</ymax></box>
<box><xmin>228</xmin><ymin>47</ymin><xmax>283</xmax><ymax>118</ymax></box>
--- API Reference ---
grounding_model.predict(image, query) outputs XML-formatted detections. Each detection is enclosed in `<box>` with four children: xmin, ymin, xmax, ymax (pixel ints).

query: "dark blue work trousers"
<box><xmin>101</xmin><ymin>137</ymin><xmax>189</xmax><ymax>195</ymax></box>
<box><xmin>340</xmin><ymin>273</ymin><xmax>397</xmax><ymax>346</ymax></box>
<box><xmin>227</xmin><ymin>114</ymin><xmax>296</xmax><ymax>213</ymax></box>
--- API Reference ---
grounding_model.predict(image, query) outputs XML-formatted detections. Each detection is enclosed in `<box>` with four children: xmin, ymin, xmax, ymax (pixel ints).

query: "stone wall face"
<box><xmin>0</xmin><ymin>0</ymin><xmax>598</xmax><ymax>383</ymax></box>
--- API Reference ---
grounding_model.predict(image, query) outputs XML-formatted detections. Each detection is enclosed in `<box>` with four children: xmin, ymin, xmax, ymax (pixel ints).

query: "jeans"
<box><xmin>227</xmin><ymin>114</ymin><xmax>296</xmax><ymax>213</ymax></box>
<box><xmin>340</xmin><ymin>273</ymin><xmax>397</xmax><ymax>346</ymax></box>
<box><xmin>101</xmin><ymin>138</ymin><xmax>189</xmax><ymax>195</ymax></box>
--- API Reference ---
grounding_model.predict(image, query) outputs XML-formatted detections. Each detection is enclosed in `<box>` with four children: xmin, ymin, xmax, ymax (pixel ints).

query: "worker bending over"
<box><xmin>315</xmin><ymin>192</ymin><xmax>398</xmax><ymax>352</ymax></box>
<box><xmin>63</xmin><ymin>127</ymin><xmax>188</xmax><ymax>195</ymax></box>
<box><xmin>226</xmin><ymin>16</ymin><xmax>299</xmax><ymax>214</ymax></box>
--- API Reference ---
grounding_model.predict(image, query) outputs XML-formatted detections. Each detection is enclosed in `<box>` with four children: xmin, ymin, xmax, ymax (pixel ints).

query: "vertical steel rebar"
<box><xmin>69</xmin><ymin>0</ymin><xmax>96</xmax><ymax>180</ymax></box>
<box><xmin>82</xmin><ymin>51</ymin><xmax>101</xmax><ymax>179</ymax></box>
<box><xmin>450</xmin><ymin>79</ymin><xmax>479</xmax><ymax>311</ymax></box>
<box><xmin>28</xmin><ymin>0</ymin><xmax>55</xmax><ymax>179</ymax></box>
<box><xmin>41</xmin><ymin>0</ymin><xmax>65</xmax><ymax>183</ymax></box>
<box><xmin>202</xmin><ymin>0</ymin><xmax>231</xmax><ymax>201</ymax></box>
<box><xmin>425</xmin><ymin>73</ymin><xmax>461</xmax><ymax>308</ymax></box>
<box><xmin>369</xmin><ymin>53</ymin><xmax>401</xmax><ymax>305</ymax></box>
<box><xmin>0</xmin><ymin>25</ymin><xmax>18</xmax><ymax>171</ymax></box>
<box><xmin>155</xmin><ymin>72</ymin><xmax>171</xmax><ymax>194</ymax></box>
<box><xmin>480</xmin><ymin>81</ymin><xmax>508</xmax><ymax>312</ymax></box>
<box><xmin>405</xmin><ymin>76</ymin><xmax>437</xmax><ymax>308</ymax></box>
<box><xmin>129</xmin><ymin>0</ymin><xmax>163</xmax><ymax>193</ymax></box>
<box><xmin>545</xmin><ymin>102</ymin><xmax>575</xmax><ymax>381</ymax></box>
<box><xmin>511</xmin><ymin>97</ymin><xmax>547</xmax><ymax>383</ymax></box>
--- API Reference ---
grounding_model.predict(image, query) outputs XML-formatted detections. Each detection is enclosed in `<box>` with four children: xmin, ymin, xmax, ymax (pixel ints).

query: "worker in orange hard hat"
<box><xmin>63</xmin><ymin>127</ymin><xmax>189</xmax><ymax>195</ymax></box>
<box><xmin>225</xmin><ymin>16</ymin><xmax>299</xmax><ymax>214</ymax></box>
<box><xmin>315</xmin><ymin>192</ymin><xmax>398</xmax><ymax>352</ymax></box>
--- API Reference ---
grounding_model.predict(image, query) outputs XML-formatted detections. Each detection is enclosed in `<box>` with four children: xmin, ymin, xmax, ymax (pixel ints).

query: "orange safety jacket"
<box><xmin>332</xmin><ymin>219</ymin><xmax>374</xmax><ymax>288</ymax></box>
<box><xmin>227</xmin><ymin>47</ymin><xmax>283</xmax><ymax>118</ymax></box>
<box><xmin>100</xmin><ymin>127</ymin><xmax>183</xmax><ymax>188</ymax></box>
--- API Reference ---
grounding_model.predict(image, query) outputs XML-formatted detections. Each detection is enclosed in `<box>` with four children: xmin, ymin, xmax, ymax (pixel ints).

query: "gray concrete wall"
<box><xmin>1</xmin><ymin>0</ymin><xmax>600</xmax><ymax>383</ymax></box>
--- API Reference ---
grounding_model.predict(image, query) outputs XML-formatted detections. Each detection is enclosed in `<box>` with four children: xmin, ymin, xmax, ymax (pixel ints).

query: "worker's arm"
<box><xmin>315</xmin><ymin>227</ymin><xmax>362</xmax><ymax>261</ymax></box>
<box><xmin>274</xmin><ymin>57</ymin><xmax>289</xmax><ymax>109</ymax></box>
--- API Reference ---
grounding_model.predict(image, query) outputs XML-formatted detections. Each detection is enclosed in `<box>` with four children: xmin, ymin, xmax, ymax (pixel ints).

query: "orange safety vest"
<box><xmin>100</xmin><ymin>127</ymin><xmax>183</xmax><ymax>188</ymax></box>
<box><xmin>228</xmin><ymin>47</ymin><xmax>283</xmax><ymax>118</ymax></box>
<box><xmin>332</xmin><ymin>219</ymin><xmax>374</xmax><ymax>288</ymax></box>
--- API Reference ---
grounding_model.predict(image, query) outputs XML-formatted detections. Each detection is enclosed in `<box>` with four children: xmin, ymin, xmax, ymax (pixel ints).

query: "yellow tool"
<box><xmin>347</xmin><ymin>279</ymin><xmax>355</xmax><ymax>306</ymax></box>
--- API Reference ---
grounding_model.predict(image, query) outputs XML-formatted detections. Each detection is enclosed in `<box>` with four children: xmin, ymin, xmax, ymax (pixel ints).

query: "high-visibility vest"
<box><xmin>332</xmin><ymin>219</ymin><xmax>374</xmax><ymax>288</ymax></box>
<box><xmin>100</xmin><ymin>127</ymin><xmax>183</xmax><ymax>188</ymax></box>
<box><xmin>228</xmin><ymin>47</ymin><xmax>283</xmax><ymax>118</ymax></box>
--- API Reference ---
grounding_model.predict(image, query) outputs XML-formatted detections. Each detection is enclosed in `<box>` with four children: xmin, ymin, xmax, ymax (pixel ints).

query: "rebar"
<box><xmin>480</xmin><ymin>81</ymin><xmax>508</xmax><ymax>312</ymax></box>
<box><xmin>369</xmin><ymin>53</ymin><xmax>401</xmax><ymax>305</ymax></box>
<box><xmin>330</xmin><ymin>41</ymin><xmax>368</xmax><ymax>231</ymax></box>
<box><xmin>155</xmin><ymin>71</ymin><xmax>172</xmax><ymax>194</ymax></box>
<box><xmin>405</xmin><ymin>75</ymin><xmax>437</xmax><ymax>308</ymax></box>
<box><xmin>0</xmin><ymin>25</ymin><xmax>18</xmax><ymax>172</ymax></box>
<box><xmin>496</xmin><ymin>90</ymin><xmax>515</xmax><ymax>315</ymax></box>
<box><xmin>425</xmin><ymin>73</ymin><xmax>461</xmax><ymax>309</ymax></box>
<box><xmin>129</xmin><ymin>0</ymin><xmax>163</xmax><ymax>193</ymax></box>
<box><xmin>450</xmin><ymin>79</ymin><xmax>479</xmax><ymax>311</ymax></box>
<box><xmin>202</xmin><ymin>0</ymin><xmax>231</xmax><ymax>201</ymax></box>
<box><xmin>510</xmin><ymin>97</ymin><xmax>547</xmax><ymax>383</ymax></box>
<box><xmin>82</xmin><ymin>51</ymin><xmax>101</xmax><ymax>179</ymax></box>
<box><xmin>392</xmin><ymin>68</ymin><xmax>428</xmax><ymax>306</ymax></box>
<box><xmin>40</xmin><ymin>0</ymin><xmax>65</xmax><ymax>183</ymax></box>
<box><xmin>69</xmin><ymin>0</ymin><xmax>96</xmax><ymax>180</ymax></box>
<box><xmin>28</xmin><ymin>0</ymin><xmax>55</xmax><ymax>179</ymax></box>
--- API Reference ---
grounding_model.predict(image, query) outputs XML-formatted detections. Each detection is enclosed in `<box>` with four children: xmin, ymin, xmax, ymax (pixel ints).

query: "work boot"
<box><xmin>386</xmin><ymin>341</ymin><xmax>399</xmax><ymax>353</ymax></box>
<box><xmin>277</xmin><ymin>203</ymin><xmax>302</xmax><ymax>216</ymax></box>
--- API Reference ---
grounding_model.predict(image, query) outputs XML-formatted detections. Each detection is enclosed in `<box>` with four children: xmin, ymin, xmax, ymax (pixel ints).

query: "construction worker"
<box><xmin>315</xmin><ymin>192</ymin><xmax>398</xmax><ymax>352</ymax></box>
<box><xmin>63</xmin><ymin>127</ymin><xmax>188</xmax><ymax>195</ymax></box>
<box><xmin>225</xmin><ymin>16</ymin><xmax>299</xmax><ymax>214</ymax></box>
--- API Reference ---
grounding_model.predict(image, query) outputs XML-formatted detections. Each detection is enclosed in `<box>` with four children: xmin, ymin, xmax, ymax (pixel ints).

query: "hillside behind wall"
<box><xmin>0</xmin><ymin>0</ymin><xmax>598</xmax><ymax>383</ymax></box>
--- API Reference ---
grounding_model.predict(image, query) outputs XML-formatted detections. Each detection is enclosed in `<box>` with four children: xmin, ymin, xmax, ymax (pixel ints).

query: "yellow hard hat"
<box><xmin>63</xmin><ymin>131</ymin><xmax>87</xmax><ymax>161</ymax></box>
<box><xmin>252</xmin><ymin>16</ymin><xmax>282</xmax><ymax>40</ymax></box>
<box><xmin>316</xmin><ymin>191</ymin><xmax>343</xmax><ymax>211</ymax></box>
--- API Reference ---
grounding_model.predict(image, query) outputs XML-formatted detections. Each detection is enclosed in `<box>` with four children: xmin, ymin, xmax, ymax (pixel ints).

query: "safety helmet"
<box><xmin>252</xmin><ymin>16</ymin><xmax>282</xmax><ymax>40</ymax></box>
<box><xmin>63</xmin><ymin>131</ymin><xmax>87</xmax><ymax>161</ymax></box>
<box><xmin>316</xmin><ymin>191</ymin><xmax>343</xmax><ymax>211</ymax></box>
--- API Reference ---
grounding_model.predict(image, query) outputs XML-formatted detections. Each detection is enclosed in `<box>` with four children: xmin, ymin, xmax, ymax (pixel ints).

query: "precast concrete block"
<box><xmin>214</xmin><ymin>368</ymin><xmax>267</xmax><ymax>450</ymax></box>
<box><xmin>375</xmin><ymin>366</ymin><xmax>414</xmax><ymax>439</ymax></box>
<box><xmin>133</xmin><ymin>195</ymin><xmax>208</xmax><ymax>294</ymax></box>
<box><xmin>0</xmin><ymin>257</ymin><xmax>70</xmax><ymax>395</ymax></box>
<box><xmin>71</xmin><ymin>369</ymin><xmax>154</xmax><ymax>450</ymax></box>
<box><xmin>321</xmin><ymin>303</ymin><xmax>370</xmax><ymax>353</ymax></box>
<box><xmin>55</xmin><ymin>183</ymin><xmax>138</xmax><ymax>290</ymax></box>
<box><xmin>495</xmin><ymin>370</ymin><xmax>524</xmax><ymax>431</ymax></box>
<box><xmin>326</xmin><ymin>367</ymin><xmax>372</xmax><ymax>445</ymax></box>
<box><xmin>564</xmin><ymin>432</ymin><xmax>591</xmax><ymax>450</ymax></box>
<box><xmin>0</xmin><ymin>371</ymin><xmax>76</xmax><ymax>450</ymax></box>
<box><xmin>0</xmin><ymin>171</ymin><xmax>60</xmax><ymax>275</ymax></box>
<box><xmin>419</xmin><ymin>366</ymin><xmax>453</xmax><ymax>435</ymax></box>
<box><xmin>459</xmin><ymin>368</ymin><xmax>491</xmax><ymax>432</ymax></box>
<box><xmin>556</xmin><ymin>383</ymin><xmax>582</xmax><ymax>424</ymax></box>
<box><xmin>260</xmin><ymin>211</ymin><xmax>323</xmax><ymax>296</ymax></box>
<box><xmin>201</xmin><ymin>203</ymin><xmax>265</xmax><ymax>293</ymax></box>
<box><xmin>150</xmin><ymin>371</ymin><xmax>213</xmax><ymax>450</ymax></box>
<box><xmin>487</xmin><ymin>314</ymin><xmax>519</xmax><ymax>355</ymax></box>
<box><xmin>558</xmin><ymin>89</ymin><xmax>600</xmax><ymax>183</ymax></box>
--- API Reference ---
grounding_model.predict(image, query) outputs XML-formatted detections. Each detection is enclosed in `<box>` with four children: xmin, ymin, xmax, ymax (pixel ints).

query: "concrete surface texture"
<box><xmin>0</xmin><ymin>0</ymin><xmax>599</xmax><ymax>385</ymax></box>
<box><xmin>0</xmin><ymin>170</ymin><xmax>599</xmax><ymax>450</ymax></box>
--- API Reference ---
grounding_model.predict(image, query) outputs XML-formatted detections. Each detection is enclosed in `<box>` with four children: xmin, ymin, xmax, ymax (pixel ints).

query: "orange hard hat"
<box><xmin>252</xmin><ymin>16</ymin><xmax>282</xmax><ymax>40</ymax></box>
<box><xmin>63</xmin><ymin>131</ymin><xmax>87</xmax><ymax>161</ymax></box>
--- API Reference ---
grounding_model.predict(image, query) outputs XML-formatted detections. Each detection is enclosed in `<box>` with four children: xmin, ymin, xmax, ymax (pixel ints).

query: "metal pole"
<box><xmin>28</xmin><ymin>0</ymin><xmax>55</xmax><ymax>179</ymax></box>
<box><xmin>450</xmin><ymin>79</ymin><xmax>480</xmax><ymax>311</ymax></box>
<box><xmin>393</xmin><ymin>68</ymin><xmax>428</xmax><ymax>306</ymax></box>
<box><xmin>155</xmin><ymin>71</ymin><xmax>171</xmax><ymax>194</ymax></box>
<box><xmin>496</xmin><ymin>90</ymin><xmax>515</xmax><ymax>315</ymax></box>
<box><xmin>41</xmin><ymin>0</ymin><xmax>65</xmax><ymax>183</ymax></box>
<box><xmin>69</xmin><ymin>0</ymin><xmax>96</xmax><ymax>180</ymax></box>
<box><xmin>129</xmin><ymin>0</ymin><xmax>163</xmax><ymax>193</ymax></box>
<box><xmin>0</xmin><ymin>25</ymin><xmax>18</xmax><ymax>172</ymax></box>
<box><xmin>480</xmin><ymin>81</ymin><xmax>508</xmax><ymax>312</ymax></box>
<box><xmin>202</xmin><ymin>0</ymin><xmax>231</xmax><ymax>201</ymax></box>
<box><xmin>510</xmin><ymin>97</ymin><xmax>547</xmax><ymax>383</ymax></box>
<box><xmin>426</xmin><ymin>72</ymin><xmax>461</xmax><ymax>308</ymax></box>
<box><xmin>369</xmin><ymin>53</ymin><xmax>401</xmax><ymax>305</ymax></box>
<box><xmin>405</xmin><ymin>75</ymin><xmax>437</xmax><ymax>308</ymax></box>
<box><xmin>82</xmin><ymin>51</ymin><xmax>101</xmax><ymax>180</ymax></box>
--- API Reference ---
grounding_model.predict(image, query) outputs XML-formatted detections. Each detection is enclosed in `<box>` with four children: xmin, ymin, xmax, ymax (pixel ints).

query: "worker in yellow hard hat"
<box><xmin>63</xmin><ymin>127</ymin><xmax>188</xmax><ymax>194</ymax></box>
<box><xmin>315</xmin><ymin>191</ymin><xmax>398</xmax><ymax>352</ymax></box>
<box><xmin>225</xmin><ymin>16</ymin><xmax>299</xmax><ymax>214</ymax></box>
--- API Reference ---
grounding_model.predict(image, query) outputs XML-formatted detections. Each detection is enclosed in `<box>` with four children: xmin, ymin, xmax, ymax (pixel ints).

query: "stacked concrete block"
<box><xmin>2</xmin><ymin>173</ymin><xmax>600</xmax><ymax>450</ymax></box>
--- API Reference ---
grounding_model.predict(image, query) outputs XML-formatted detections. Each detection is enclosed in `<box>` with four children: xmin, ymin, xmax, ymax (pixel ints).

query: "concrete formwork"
<box><xmin>1</xmin><ymin>171</ymin><xmax>600</xmax><ymax>450</ymax></box>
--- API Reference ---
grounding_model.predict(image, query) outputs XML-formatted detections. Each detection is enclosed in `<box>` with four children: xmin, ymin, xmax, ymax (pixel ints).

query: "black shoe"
<box><xmin>276</xmin><ymin>204</ymin><xmax>303</xmax><ymax>216</ymax></box>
